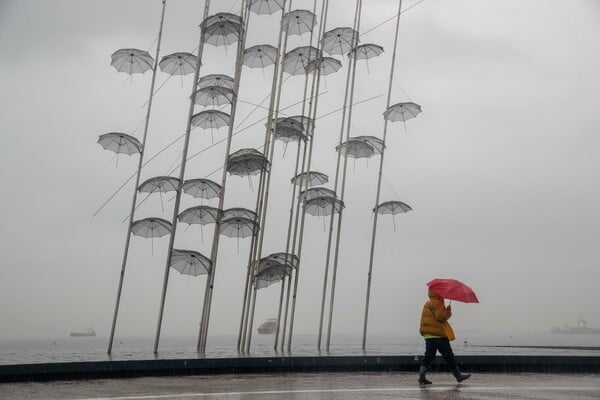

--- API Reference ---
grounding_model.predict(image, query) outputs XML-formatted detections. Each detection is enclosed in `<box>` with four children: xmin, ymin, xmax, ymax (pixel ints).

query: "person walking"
<box><xmin>418</xmin><ymin>289</ymin><xmax>471</xmax><ymax>385</ymax></box>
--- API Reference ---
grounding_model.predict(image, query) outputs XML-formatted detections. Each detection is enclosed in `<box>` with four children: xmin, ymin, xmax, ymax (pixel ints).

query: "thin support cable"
<box><xmin>92</xmin><ymin>133</ymin><xmax>185</xmax><ymax>218</ymax></box>
<box><xmin>360</xmin><ymin>0</ymin><xmax>424</xmax><ymax>37</ymax></box>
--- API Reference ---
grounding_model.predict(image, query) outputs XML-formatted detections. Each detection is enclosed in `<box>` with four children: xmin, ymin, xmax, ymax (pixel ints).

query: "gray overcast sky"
<box><xmin>0</xmin><ymin>0</ymin><xmax>599</xmax><ymax>344</ymax></box>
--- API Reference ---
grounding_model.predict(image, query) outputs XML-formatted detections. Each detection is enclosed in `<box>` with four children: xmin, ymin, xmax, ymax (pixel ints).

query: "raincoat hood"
<box><xmin>428</xmin><ymin>290</ymin><xmax>443</xmax><ymax>301</ymax></box>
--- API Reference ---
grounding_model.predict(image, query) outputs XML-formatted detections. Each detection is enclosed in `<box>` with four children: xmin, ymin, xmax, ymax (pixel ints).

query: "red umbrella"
<box><xmin>427</xmin><ymin>278</ymin><xmax>479</xmax><ymax>303</ymax></box>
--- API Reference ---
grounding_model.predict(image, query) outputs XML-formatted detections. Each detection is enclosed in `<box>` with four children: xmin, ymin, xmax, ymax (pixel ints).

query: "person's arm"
<box><xmin>433</xmin><ymin>302</ymin><xmax>451</xmax><ymax>322</ymax></box>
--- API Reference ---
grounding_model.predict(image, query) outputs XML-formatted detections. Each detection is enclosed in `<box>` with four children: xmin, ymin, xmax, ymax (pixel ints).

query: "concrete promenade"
<box><xmin>1</xmin><ymin>371</ymin><xmax>599</xmax><ymax>400</ymax></box>
<box><xmin>1</xmin><ymin>355</ymin><xmax>599</xmax><ymax>382</ymax></box>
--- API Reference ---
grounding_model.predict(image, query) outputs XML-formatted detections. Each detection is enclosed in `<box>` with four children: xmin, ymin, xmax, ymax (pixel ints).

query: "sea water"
<box><xmin>1</xmin><ymin>332</ymin><xmax>599</xmax><ymax>365</ymax></box>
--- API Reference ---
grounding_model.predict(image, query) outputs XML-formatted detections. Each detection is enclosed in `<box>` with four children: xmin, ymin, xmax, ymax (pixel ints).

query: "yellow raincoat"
<box><xmin>419</xmin><ymin>290</ymin><xmax>455</xmax><ymax>340</ymax></box>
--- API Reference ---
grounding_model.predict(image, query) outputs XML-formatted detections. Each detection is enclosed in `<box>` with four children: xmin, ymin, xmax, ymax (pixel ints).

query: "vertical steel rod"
<box><xmin>362</xmin><ymin>0</ymin><xmax>404</xmax><ymax>350</ymax></box>
<box><xmin>243</xmin><ymin>0</ymin><xmax>295</xmax><ymax>353</ymax></box>
<box><xmin>282</xmin><ymin>0</ymin><xmax>330</xmax><ymax>351</ymax></box>
<box><xmin>314</xmin><ymin>0</ymin><xmax>361</xmax><ymax>351</ymax></box>
<box><xmin>198</xmin><ymin>0</ymin><xmax>252</xmax><ymax>353</ymax></box>
<box><xmin>274</xmin><ymin>0</ymin><xmax>321</xmax><ymax>351</ymax></box>
<box><xmin>108</xmin><ymin>0</ymin><xmax>168</xmax><ymax>355</ymax></box>
<box><xmin>153</xmin><ymin>0</ymin><xmax>211</xmax><ymax>354</ymax></box>
<box><xmin>326</xmin><ymin>0</ymin><xmax>364</xmax><ymax>351</ymax></box>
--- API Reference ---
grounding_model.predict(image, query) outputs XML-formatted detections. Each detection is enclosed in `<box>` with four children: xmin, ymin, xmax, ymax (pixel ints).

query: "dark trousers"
<box><xmin>421</xmin><ymin>338</ymin><xmax>458</xmax><ymax>370</ymax></box>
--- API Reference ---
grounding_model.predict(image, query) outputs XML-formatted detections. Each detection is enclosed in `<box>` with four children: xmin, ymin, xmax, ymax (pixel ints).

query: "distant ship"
<box><xmin>551</xmin><ymin>318</ymin><xmax>600</xmax><ymax>335</ymax></box>
<box><xmin>70</xmin><ymin>327</ymin><xmax>96</xmax><ymax>337</ymax></box>
<box><xmin>257</xmin><ymin>318</ymin><xmax>278</xmax><ymax>335</ymax></box>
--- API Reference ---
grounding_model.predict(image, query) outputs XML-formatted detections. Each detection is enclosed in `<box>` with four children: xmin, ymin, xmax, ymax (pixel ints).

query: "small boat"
<box><xmin>551</xmin><ymin>318</ymin><xmax>600</xmax><ymax>335</ymax></box>
<box><xmin>257</xmin><ymin>318</ymin><xmax>277</xmax><ymax>335</ymax></box>
<box><xmin>70</xmin><ymin>327</ymin><xmax>96</xmax><ymax>337</ymax></box>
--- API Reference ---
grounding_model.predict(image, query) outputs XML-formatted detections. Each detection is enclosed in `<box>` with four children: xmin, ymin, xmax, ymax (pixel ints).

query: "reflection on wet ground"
<box><xmin>1</xmin><ymin>372</ymin><xmax>599</xmax><ymax>400</ymax></box>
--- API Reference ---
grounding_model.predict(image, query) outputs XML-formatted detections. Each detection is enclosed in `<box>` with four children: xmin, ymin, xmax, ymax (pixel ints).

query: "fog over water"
<box><xmin>0</xmin><ymin>0</ymin><xmax>599</xmax><ymax>349</ymax></box>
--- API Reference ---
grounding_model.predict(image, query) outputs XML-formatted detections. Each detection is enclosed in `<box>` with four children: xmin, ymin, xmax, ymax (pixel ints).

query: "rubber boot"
<box><xmin>451</xmin><ymin>368</ymin><xmax>471</xmax><ymax>383</ymax></box>
<box><xmin>418</xmin><ymin>366</ymin><xmax>432</xmax><ymax>385</ymax></box>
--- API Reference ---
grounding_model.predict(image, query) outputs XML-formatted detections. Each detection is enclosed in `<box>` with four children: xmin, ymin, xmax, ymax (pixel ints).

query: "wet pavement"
<box><xmin>1</xmin><ymin>372</ymin><xmax>599</xmax><ymax>400</ymax></box>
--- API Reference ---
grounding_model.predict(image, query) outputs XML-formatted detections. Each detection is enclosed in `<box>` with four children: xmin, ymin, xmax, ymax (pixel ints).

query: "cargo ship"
<box><xmin>70</xmin><ymin>327</ymin><xmax>96</xmax><ymax>337</ymax></box>
<box><xmin>551</xmin><ymin>318</ymin><xmax>600</xmax><ymax>334</ymax></box>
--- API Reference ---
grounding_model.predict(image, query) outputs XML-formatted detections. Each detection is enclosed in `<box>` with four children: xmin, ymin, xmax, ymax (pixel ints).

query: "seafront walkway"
<box><xmin>2</xmin><ymin>371</ymin><xmax>600</xmax><ymax>400</ymax></box>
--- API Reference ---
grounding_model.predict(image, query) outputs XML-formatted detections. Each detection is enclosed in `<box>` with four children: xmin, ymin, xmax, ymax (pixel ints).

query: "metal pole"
<box><xmin>153</xmin><ymin>0</ymin><xmax>210</xmax><ymax>354</ymax></box>
<box><xmin>274</xmin><ymin>0</ymin><xmax>320</xmax><ymax>351</ymax></box>
<box><xmin>243</xmin><ymin>0</ymin><xmax>294</xmax><ymax>353</ymax></box>
<box><xmin>282</xmin><ymin>0</ymin><xmax>330</xmax><ymax>351</ymax></box>
<box><xmin>313</xmin><ymin>0</ymin><xmax>361</xmax><ymax>351</ymax></box>
<box><xmin>236</xmin><ymin>54</ymin><xmax>281</xmax><ymax>354</ymax></box>
<box><xmin>362</xmin><ymin>0</ymin><xmax>404</xmax><ymax>350</ymax></box>
<box><xmin>326</xmin><ymin>0</ymin><xmax>364</xmax><ymax>351</ymax></box>
<box><xmin>108</xmin><ymin>0</ymin><xmax>167</xmax><ymax>355</ymax></box>
<box><xmin>239</xmin><ymin>0</ymin><xmax>292</xmax><ymax>352</ymax></box>
<box><xmin>198</xmin><ymin>0</ymin><xmax>252</xmax><ymax>353</ymax></box>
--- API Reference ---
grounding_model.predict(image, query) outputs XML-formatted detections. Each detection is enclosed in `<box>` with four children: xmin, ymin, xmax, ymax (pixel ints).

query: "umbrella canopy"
<box><xmin>352</xmin><ymin>135</ymin><xmax>385</xmax><ymax>154</ymax></box>
<box><xmin>305</xmin><ymin>57</ymin><xmax>343</xmax><ymax>76</ymax></box>
<box><xmin>97</xmin><ymin>132</ymin><xmax>142</xmax><ymax>156</ymax></box>
<box><xmin>273</xmin><ymin>115</ymin><xmax>314</xmax><ymax>136</ymax></box>
<box><xmin>283</xmin><ymin>9</ymin><xmax>317</xmax><ymax>36</ymax></box>
<box><xmin>178</xmin><ymin>206</ymin><xmax>220</xmax><ymax>226</ymax></box>
<box><xmin>336</xmin><ymin>139</ymin><xmax>376</xmax><ymax>159</ymax></box>
<box><xmin>273</xmin><ymin>125</ymin><xmax>306</xmax><ymax>143</ymax></box>
<box><xmin>138</xmin><ymin>176</ymin><xmax>180</xmax><ymax>193</ymax></box>
<box><xmin>266</xmin><ymin>252</ymin><xmax>299</xmax><ymax>269</ymax></box>
<box><xmin>322</xmin><ymin>27</ymin><xmax>359</xmax><ymax>56</ymax></box>
<box><xmin>191</xmin><ymin>110</ymin><xmax>231</xmax><ymax>130</ymax></box>
<box><xmin>201</xmin><ymin>12</ymin><xmax>242</xmax><ymax>28</ymax></box>
<box><xmin>182</xmin><ymin>178</ymin><xmax>221</xmax><ymax>200</ymax></box>
<box><xmin>244</xmin><ymin>44</ymin><xmax>278</xmax><ymax>69</ymax></box>
<box><xmin>198</xmin><ymin>74</ymin><xmax>235</xmax><ymax>90</ymax></box>
<box><xmin>227</xmin><ymin>149</ymin><xmax>270</xmax><ymax>176</ymax></box>
<box><xmin>291</xmin><ymin>171</ymin><xmax>329</xmax><ymax>187</ymax></box>
<box><xmin>299</xmin><ymin>187</ymin><xmax>336</xmax><ymax>201</ymax></box>
<box><xmin>375</xmin><ymin>200</ymin><xmax>412</xmax><ymax>215</ymax></box>
<box><xmin>250</xmin><ymin>0</ymin><xmax>284</xmax><ymax>15</ymax></box>
<box><xmin>138</xmin><ymin>176</ymin><xmax>180</xmax><ymax>212</ymax></box>
<box><xmin>349</xmin><ymin>44</ymin><xmax>384</xmax><ymax>60</ymax></box>
<box><xmin>170</xmin><ymin>249</ymin><xmax>212</xmax><ymax>277</ymax></box>
<box><xmin>289</xmin><ymin>115</ymin><xmax>315</xmax><ymax>135</ymax></box>
<box><xmin>304</xmin><ymin>196</ymin><xmax>345</xmax><ymax>217</ymax></box>
<box><xmin>131</xmin><ymin>217</ymin><xmax>172</xmax><ymax>238</ymax></box>
<box><xmin>254</xmin><ymin>254</ymin><xmax>295</xmax><ymax>289</ymax></box>
<box><xmin>427</xmin><ymin>279</ymin><xmax>479</xmax><ymax>303</ymax></box>
<box><xmin>220</xmin><ymin>217</ymin><xmax>259</xmax><ymax>238</ymax></box>
<box><xmin>375</xmin><ymin>200</ymin><xmax>412</xmax><ymax>231</ymax></box>
<box><xmin>110</xmin><ymin>48</ymin><xmax>154</xmax><ymax>74</ymax></box>
<box><xmin>229</xmin><ymin>148</ymin><xmax>263</xmax><ymax>158</ymax></box>
<box><xmin>384</xmin><ymin>102</ymin><xmax>422</xmax><ymax>122</ymax></box>
<box><xmin>283</xmin><ymin>46</ymin><xmax>322</xmax><ymax>75</ymax></box>
<box><xmin>204</xmin><ymin>21</ymin><xmax>241</xmax><ymax>47</ymax></box>
<box><xmin>158</xmin><ymin>52</ymin><xmax>197</xmax><ymax>76</ymax></box>
<box><xmin>193</xmin><ymin>86</ymin><xmax>235</xmax><ymax>107</ymax></box>
<box><xmin>222</xmin><ymin>207</ymin><xmax>257</xmax><ymax>222</ymax></box>
<box><xmin>255</xmin><ymin>264</ymin><xmax>291</xmax><ymax>289</ymax></box>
